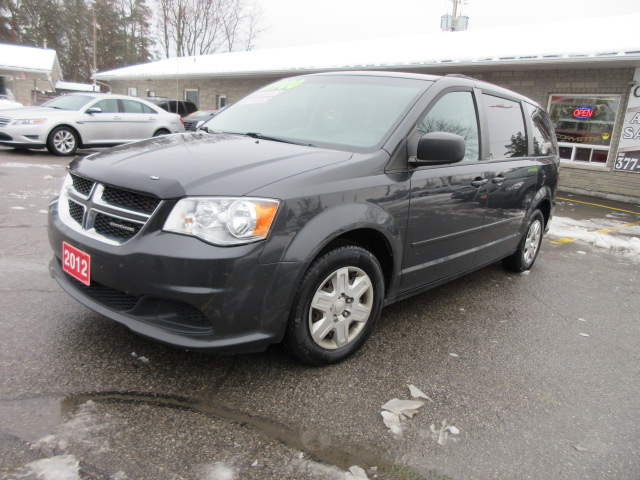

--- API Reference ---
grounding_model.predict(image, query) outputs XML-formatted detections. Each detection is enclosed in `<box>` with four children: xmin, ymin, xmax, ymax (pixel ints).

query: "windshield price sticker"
<box><xmin>62</xmin><ymin>242</ymin><xmax>91</xmax><ymax>286</ymax></box>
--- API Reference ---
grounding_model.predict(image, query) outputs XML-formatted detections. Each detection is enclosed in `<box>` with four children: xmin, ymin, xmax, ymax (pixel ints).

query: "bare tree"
<box><xmin>154</xmin><ymin>0</ymin><xmax>263</xmax><ymax>58</ymax></box>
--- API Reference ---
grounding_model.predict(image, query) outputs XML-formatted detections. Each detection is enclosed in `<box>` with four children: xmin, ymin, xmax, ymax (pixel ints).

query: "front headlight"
<box><xmin>505</xmin><ymin>181</ymin><xmax>524</xmax><ymax>191</ymax></box>
<box><xmin>163</xmin><ymin>197</ymin><xmax>280</xmax><ymax>246</ymax></box>
<box><xmin>12</xmin><ymin>118</ymin><xmax>47</xmax><ymax>125</ymax></box>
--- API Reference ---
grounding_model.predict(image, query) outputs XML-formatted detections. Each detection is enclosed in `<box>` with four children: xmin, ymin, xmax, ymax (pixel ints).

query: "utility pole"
<box><xmin>451</xmin><ymin>0</ymin><xmax>458</xmax><ymax>31</ymax></box>
<box><xmin>93</xmin><ymin>9</ymin><xmax>97</xmax><ymax>91</ymax></box>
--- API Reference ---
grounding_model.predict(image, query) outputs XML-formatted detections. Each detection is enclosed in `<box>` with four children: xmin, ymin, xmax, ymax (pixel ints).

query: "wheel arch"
<box><xmin>278</xmin><ymin>203</ymin><xmax>403</xmax><ymax>298</ymax></box>
<box><xmin>317</xmin><ymin>228</ymin><xmax>395</xmax><ymax>296</ymax></box>
<box><xmin>537</xmin><ymin>197</ymin><xmax>552</xmax><ymax>229</ymax></box>
<box><xmin>153</xmin><ymin>127</ymin><xmax>171</xmax><ymax>136</ymax></box>
<box><xmin>48</xmin><ymin>123</ymin><xmax>84</xmax><ymax>148</ymax></box>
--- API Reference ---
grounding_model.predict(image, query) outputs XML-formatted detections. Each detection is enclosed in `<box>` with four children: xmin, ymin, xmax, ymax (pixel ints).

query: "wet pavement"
<box><xmin>0</xmin><ymin>147</ymin><xmax>639</xmax><ymax>480</ymax></box>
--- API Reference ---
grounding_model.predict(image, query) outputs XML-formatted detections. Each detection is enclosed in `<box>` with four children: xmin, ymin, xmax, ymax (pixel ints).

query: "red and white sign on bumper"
<box><xmin>62</xmin><ymin>242</ymin><xmax>91</xmax><ymax>286</ymax></box>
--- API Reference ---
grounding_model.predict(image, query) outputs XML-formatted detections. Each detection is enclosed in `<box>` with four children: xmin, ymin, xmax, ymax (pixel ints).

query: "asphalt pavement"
<box><xmin>0</xmin><ymin>147</ymin><xmax>638</xmax><ymax>480</ymax></box>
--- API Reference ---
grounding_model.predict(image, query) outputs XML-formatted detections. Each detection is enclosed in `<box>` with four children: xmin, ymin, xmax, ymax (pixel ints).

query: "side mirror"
<box><xmin>413</xmin><ymin>132</ymin><xmax>466</xmax><ymax>166</ymax></box>
<box><xmin>86</xmin><ymin>107</ymin><xmax>102</xmax><ymax>114</ymax></box>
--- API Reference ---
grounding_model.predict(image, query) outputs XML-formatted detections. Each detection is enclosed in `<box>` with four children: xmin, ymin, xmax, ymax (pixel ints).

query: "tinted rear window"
<box><xmin>482</xmin><ymin>94</ymin><xmax>527</xmax><ymax>159</ymax></box>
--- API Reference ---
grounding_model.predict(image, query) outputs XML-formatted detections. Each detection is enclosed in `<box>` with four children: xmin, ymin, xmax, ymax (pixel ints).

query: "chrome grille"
<box><xmin>94</xmin><ymin>213</ymin><xmax>141</xmax><ymax>240</ymax></box>
<box><xmin>58</xmin><ymin>173</ymin><xmax>162</xmax><ymax>245</ymax></box>
<box><xmin>102</xmin><ymin>186</ymin><xmax>160</xmax><ymax>214</ymax></box>
<box><xmin>68</xmin><ymin>200</ymin><xmax>84</xmax><ymax>224</ymax></box>
<box><xmin>0</xmin><ymin>117</ymin><xmax>10</xmax><ymax>127</ymax></box>
<box><xmin>70</xmin><ymin>173</ymin><xmax>94</xmax><ymax>196</ymax></box>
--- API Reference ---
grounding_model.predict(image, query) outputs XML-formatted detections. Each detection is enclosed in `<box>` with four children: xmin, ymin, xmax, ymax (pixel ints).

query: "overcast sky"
<box><xmin>254</xmin><ymin>0</ymin><xmax>640</xmax><ymax>50</ymax></box>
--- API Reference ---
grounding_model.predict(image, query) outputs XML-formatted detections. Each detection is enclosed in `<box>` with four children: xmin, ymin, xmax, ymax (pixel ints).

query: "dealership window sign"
<box><xmin>616</xmin><ymin>68</ymin><xmax>640</xmax><ymax>173</ymax></box>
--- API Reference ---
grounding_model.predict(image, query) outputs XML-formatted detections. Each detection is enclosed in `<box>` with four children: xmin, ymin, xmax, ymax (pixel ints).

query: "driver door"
<box><xmin>81</xmin><ymin>98</ymin><xmax>123</xmax><ymax>144</ymax></box>
<box><xmin>400</xmin><ymin>90</ymin><xmax>490</xmax><ymax>292</ymax></box>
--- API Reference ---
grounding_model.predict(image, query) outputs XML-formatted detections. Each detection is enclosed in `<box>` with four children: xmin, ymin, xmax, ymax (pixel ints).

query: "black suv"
<box><xmin>146</xmin><ymin>97</ymin><xmax>198</xmax><ymax>117</ymax></box>
<box><xmin>48</xmin><ymin>72</ymin><xmax>559</xmax><ymax>365</ymax></box>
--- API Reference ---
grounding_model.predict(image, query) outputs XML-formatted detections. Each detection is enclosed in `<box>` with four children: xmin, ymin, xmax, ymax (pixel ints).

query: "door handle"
<box><xmin>471</xmin><ymin>178</ymin><xmax>489</xmax><ymax>188</ymax></box>
<box><xmin>492</xmin><ymin>176</ymin><xmax>506</xmax><ymax>184</ymax></box>
<box><xmin>113</xmin><ymin>115</ymin><xmax>121</xmax><ymax>119</ymax></box>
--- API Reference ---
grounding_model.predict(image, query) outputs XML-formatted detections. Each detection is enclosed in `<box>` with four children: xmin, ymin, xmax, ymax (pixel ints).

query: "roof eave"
<box><xmin>93</xmin><ymin>54</ymin><xmax>640</xmax><ymax>81</ymax></box>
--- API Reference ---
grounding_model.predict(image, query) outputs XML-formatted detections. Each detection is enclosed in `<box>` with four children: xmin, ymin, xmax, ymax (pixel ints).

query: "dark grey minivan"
<box><xmin>48</xmin><ymin>72</ymin><xmax>559</xmax><ymax>365</ymax></box>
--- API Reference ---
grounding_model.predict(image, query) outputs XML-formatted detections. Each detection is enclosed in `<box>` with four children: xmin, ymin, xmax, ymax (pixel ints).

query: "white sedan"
<box><xmin>0</xmin><ymin>93</ymin><xmax>185</xmax><ymax>156</ymax></box>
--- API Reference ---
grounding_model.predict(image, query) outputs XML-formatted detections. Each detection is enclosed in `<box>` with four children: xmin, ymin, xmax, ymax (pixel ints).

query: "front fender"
<box><xmin>280</xmin><ymin>202</ymin><xmax>402</xmax><ymax>263</ymax></box>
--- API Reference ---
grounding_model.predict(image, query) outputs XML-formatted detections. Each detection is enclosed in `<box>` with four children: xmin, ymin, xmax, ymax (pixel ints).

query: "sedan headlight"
<box><xmin>505</xmin><ymin>181</ymin><xmax>524</xmax><ymax>191</ymax></box>
<box><xmin>12</xmin><ymin>118</ymin><xmax>47</xmax><ymax>125</ymax></box>
<box><xmin>163</xmin><ymin>197</ymin><xmax>280</xmax><ymax>246</ymax></box>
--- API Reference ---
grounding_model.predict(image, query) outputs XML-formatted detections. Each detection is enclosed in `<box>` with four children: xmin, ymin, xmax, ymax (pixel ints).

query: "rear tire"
<box><xmin>502</xmin><ymin>209</ymin><xmax>544</xmax><ymax>272</ymax></box>
<box><xmin>285</xmin><ymin>243</ymin><xmax>384</xmax><ymax>366</ymax></box>
<box><xmin>153</xmin><ymin>129</ymin><xmax>170</xmax><ymax>137</ymax></box>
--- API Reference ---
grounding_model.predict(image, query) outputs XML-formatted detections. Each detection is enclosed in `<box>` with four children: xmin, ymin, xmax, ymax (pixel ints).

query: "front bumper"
<box><xmin>0</xmin><ymin>125</ymin><xmax>47</xmax><ymax>148</ymax></box>
<box><xmin>48</xmin><ymin>199</ymin><xmax>303</xmax><ymax>353</ymax></box>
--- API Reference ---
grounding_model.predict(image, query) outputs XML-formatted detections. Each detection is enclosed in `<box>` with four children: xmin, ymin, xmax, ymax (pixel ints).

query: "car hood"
<box><xmin>69</xmin><ymin>132</ymin><xmax>353</xmax><ymax>198</ymax></box>
<box><xmin>0</xmin><ymin>107</ymin><xmax>76</xmax><ymax>118</ymax></box>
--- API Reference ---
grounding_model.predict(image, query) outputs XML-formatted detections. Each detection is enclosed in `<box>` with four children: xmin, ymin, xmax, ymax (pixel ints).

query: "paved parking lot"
<box><xmin>0</xmin><ymin>147</ymin><xmax>638</xmax><ymax>480</ymax></box>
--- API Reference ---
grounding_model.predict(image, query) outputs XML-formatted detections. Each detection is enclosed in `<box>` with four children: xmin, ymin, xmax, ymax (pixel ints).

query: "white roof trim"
<box><xmin>94</xmin><ymin>14</ymin><xmax>640</xmax><ymax>80</ymax></box>
<box><xmin>0</xmin><ymin>43</ymin><xmax>58</xmax><ymax>73</ymax></box>
<box><xmin>56</xmin><ymin>81</ymin><xmax>100</xmax><ymax>92</ymax></box>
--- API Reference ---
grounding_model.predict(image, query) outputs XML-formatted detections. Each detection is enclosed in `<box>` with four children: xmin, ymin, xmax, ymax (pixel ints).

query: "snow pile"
<box><xmin>549</xmin><ymin>216</ymin><xmax>640</xmax><ymax>261</ymax></box>
<box><xmin>196</xmin><ymin>462</ymin><xmax>235</xmax><ymax>480</ymax></box>
<box><xmin>13</xmin><ymin>455</ymin><xmax>81</xmax><ymax>480</ymax></box>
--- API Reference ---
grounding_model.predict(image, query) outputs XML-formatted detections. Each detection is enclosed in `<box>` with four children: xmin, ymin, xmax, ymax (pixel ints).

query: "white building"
<box><xmin>93</xmin><ymin>14</ymin><xmax>640</xmax><ymax>202</ymax></box>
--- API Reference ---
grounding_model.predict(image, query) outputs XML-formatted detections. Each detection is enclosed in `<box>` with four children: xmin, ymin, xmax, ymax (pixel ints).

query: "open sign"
<box><xmin>573</xmin><ymin>107</ymin><xmax>594</xmax><ymax>119</ymax></box>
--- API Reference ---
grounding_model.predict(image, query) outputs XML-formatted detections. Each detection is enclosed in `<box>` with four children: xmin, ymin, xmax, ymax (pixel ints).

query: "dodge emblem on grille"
<box><xmin>109</xmin><ymin>221</ymin><xmax>135</xmax><ymax>233</ymax></box>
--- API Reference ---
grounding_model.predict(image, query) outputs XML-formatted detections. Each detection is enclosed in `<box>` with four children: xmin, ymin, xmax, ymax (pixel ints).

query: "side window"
<box><xmin>525</xmin><ymin>103</ymin><xmax>556</xmax><ymax>156</ymax></box>
<box><xmin>418</xmin><ymin>91</ymin><xmax>479</xmax><ymax>162</ymax></box>
<box><xmin>121</xmin><ymin>99</ymin><xmax>145</xmax><ymax>113</ymax></box>
<box><xmin>92</xmin><ymin>99</ymin><xmax>119</xmax><ymax>114</ymax></box>
<box><xmin>482</xmin><ymin>94</ymin><xmax>527</xmax><ymax>159</ymax></box>
<box><xmin>142</xmin><ymin>103</ymin><xmax>156</xmax><ymax>114</ymax></box>
<box><xmin>177</xmin><ymin>102</ymin><xmax>187</xmax><ymax>116</ymax></box>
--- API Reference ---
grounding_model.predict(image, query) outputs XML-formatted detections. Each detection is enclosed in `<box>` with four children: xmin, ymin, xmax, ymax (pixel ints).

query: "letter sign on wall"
<box><xmin>615</xmin><ymin>68</ymin><xmax>640</xmax><ymax>173</ymax></box>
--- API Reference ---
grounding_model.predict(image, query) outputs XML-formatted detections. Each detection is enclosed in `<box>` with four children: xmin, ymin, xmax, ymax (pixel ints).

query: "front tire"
<box><xmin>502</xmin><ymin>209</ymin><xmax>544</xmax><ymax>272</ymax></box>
<box><xmin>285</xmin><ymin>243</ymin><xmax>384</xmax><ymax>366</ymax></box>
<box><xmin>47</xmin><ymin>126</ymin><xmax>79</xmax><ymax>156</ymax></box>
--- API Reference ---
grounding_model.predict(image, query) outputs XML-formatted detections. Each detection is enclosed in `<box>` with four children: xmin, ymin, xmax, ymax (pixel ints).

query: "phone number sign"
<box><xmin>614</xmin><ymin>151</ymin><xmax>640</xmax><ymax>173</ymax></box>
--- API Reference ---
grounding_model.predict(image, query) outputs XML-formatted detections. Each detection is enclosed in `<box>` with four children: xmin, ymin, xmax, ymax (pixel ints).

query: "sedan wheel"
<box><xmin>285</xmin><ymin>243</ymin><xmax>384</xmax><ymax>365</ymax></box>
<box><xmin>47</xmin><ymin>127</ymin><xmax>79</xmax><ymax>156</ymax></box>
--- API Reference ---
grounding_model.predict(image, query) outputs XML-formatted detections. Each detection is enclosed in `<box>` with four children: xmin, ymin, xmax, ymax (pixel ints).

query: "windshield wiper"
<box><xmin>244</xmin><ymin>132</ymin><xmax>315</xmax><ymax>148</ymax></box>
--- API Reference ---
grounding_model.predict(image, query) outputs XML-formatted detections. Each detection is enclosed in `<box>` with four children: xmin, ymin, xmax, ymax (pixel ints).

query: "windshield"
<box><xmin>42</xmin><ymin>95</ymin><xmax>95</xmax><ymax>111</ymax></box>
<box><xmin>203</xmin><ymin>75</ymin><xmax>429</xmax><ymax>150</ymax></box>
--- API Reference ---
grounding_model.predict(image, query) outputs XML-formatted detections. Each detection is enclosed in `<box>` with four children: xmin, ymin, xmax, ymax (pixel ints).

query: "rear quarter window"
<box><xmin>525</xmin><ymin>103</ymin><xmax>556</xmax><ymax>156</ymax></box>
<box><xmin>482</xmin><ymin>94</ymin><xmax>527</xmax><ymax>159</ymax></box>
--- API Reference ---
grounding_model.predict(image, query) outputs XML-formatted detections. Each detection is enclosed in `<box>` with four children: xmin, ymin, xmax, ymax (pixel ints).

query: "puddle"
<box><xmin>0</xmin><ymin>396</ymin><xmax>64</xmax><ymax>442</ymax></box>
<box><xmin>51</xmin><ymin>391</ymin><xmax>388</xmax><ymax>472</ymax></box>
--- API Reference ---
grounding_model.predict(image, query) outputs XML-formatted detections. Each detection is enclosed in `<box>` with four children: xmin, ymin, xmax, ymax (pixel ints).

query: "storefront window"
<box><xmin>548</xmin><ymin>94</ymin><xmax>620</xmax><ymax>164</ymax></box>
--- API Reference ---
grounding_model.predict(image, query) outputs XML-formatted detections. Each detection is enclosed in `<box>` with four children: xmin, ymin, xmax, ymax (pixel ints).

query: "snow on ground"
<box><xmin>548</xmin><ymin>216</ymin><xmax>640</xmax><ymax>262</ymax></box>
<box><xmin>9</xmin><ymin>455</ymin><xmax>81</xmax><ymax>480</ymax></box>
<box><xmin>0</xmin><ymin>163</ymin><xmax>62</xmax><ymax>170</ymax></box>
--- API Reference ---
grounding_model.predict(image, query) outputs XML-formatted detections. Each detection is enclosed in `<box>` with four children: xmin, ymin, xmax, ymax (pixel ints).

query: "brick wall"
<box><xmin>109</xmin><ymin>75</ymin><xmax>284</xmax><ymax>110</ymax></box>
<box><xmin>108</xmin><ymin>67</ymin><xmax>640</xmax><ymax>202</ymax></box>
